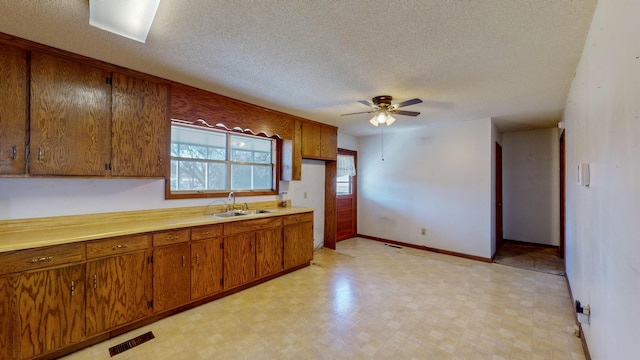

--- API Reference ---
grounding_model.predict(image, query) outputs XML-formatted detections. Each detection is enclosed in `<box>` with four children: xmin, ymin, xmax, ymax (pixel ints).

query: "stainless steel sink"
<box><xmin>241</xmin><ymin>209</ymin><xmax>275</xmax><ymax>215</ymax></box>
<box><xmin>211</xmin><ymin>211</ymin><xmax>249</xmax><ymax>218</ymax></box>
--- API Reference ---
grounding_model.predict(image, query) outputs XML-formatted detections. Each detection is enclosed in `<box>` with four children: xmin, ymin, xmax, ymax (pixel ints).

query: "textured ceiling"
<box><xmin>0</xmin><ymin>0</ymin><xmax>597</xmax><ymax>136</ymax></box>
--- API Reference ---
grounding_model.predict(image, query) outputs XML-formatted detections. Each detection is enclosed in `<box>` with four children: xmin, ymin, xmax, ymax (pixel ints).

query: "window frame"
<box><xmin>166</xmin><ymin>121</ymin><xmax>280</xmax><ymax>199</ymax></box>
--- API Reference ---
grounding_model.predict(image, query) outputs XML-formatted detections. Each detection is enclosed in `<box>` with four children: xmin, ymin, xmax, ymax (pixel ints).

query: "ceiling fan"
<box><xmin>341</xmin><ymin>95</ymin><xmax>423</xmax><ymax>126</ymax></box>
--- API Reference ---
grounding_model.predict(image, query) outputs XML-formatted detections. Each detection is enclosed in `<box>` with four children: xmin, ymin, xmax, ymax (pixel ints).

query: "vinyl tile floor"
<box><xmin>62</xmin><ymin>238</ymin><xmax>585</xmax><ymax>360</ymax></box>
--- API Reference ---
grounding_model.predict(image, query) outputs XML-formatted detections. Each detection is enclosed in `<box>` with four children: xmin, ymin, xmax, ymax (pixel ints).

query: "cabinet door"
<box><xmin>256</xmin><ymin>227</ymin><xmax>283</xmax><ymax>278</ymax></box>
<box><xmin>191</xmin><ymin>238</ymin><xmax>223</xmax><ymax>300</ymax></box>
<box><xmin>153</xmin><ymin>244</ymin><xmax>191</xmax><ymax>313</ymax></box>
<box><xmin>320</xmin><ymin>125</ymin><xmax>337</xmax><ymax>159</ymax></box>
<box><xmin>17</xmin><ymin>264</ymin><xmax>85</xmax><ymax>359</ymax></box>
<box><xmin>0</xmin><ymin>44</ymin><xmax>28</xmax><ymax>174</ymax></box>
<box><xmin>0</xmin><ymin>276</ymin><xmax>18</xmax><ymax>360</ymax></box>
<box><xmin>300</xmin><ymin>121</ymin><xmax>321</xmax><ymax>158</ymax></box>
<box><xmin>86</xmin><ymin>251</ymin><xmax>150</xmax><ymax>336</ymax></box>
<box><xmin>111</xmin><ymin>73</ymin><xmax>168</xmax><ymax>177</ymax></box>
<box><xmin>223</xmin><ymin>233</ymin><xmax>255</xmax><ymax>289</ymax></box>
<box><xmin>30</xmin><ymin>52</ymin><xmax>111</xmax><ymax>175</ymax></box>
<box><xmin>284</xmin><ymin>221</ymin><xmax>314</xmax><ymax>269</ymax></box>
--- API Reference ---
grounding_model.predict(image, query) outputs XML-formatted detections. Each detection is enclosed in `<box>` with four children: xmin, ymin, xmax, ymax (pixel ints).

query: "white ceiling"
<box><xmin>0</xmin><ymin>0</ymin><xmax>597</xmax><ymax>136</ymax></box>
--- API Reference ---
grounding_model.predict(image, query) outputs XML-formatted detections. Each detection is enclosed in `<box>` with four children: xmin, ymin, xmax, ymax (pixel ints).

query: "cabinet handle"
<box><xmin>251</xmin><ymin>241</ymin><xmax>254</xmax><ymax>252</ymax></box>
<box><xmin>10</xmin><ymin>145</ymin><xmax>17</xmax><ymax>160</ymax></box>
<box><xmin>71</xmin><ymin>281</ymin><xmax>75</xmax><ymax>296</ymax></box>
<box><xmin>201</xmin><ymin>231</ymin><xmax>212</xmax><ymax>235</ymax></box>
<box><xmin>112</xmin><ymin>244</ymin><xmax>128</xmax><ymax>250</ymax></box>
<box><xmin>196</xmin><ymin>253</ymin><xmax>199</xmax><ymax>265</ymax></box>
<box><xmin>37</xmin><ymin>147</ymin><xmax>43</xmax><ymax>161</ymax></box>
<box><xmin>93</xmin><ymin>275</ymin><xmax>97</xmax><ymax>289</ymax></box>
<box><xmin>30</xmin><ymin>255</ymin><xmax>53</xmax><ymax>264</ymax></box>
<box><xmin>166</xmin><ymin>235</ymin><xmax>178</xmax><ymax>241</ymax></box>
<box><xmin>182</xmin><ymin>255</ymin><xmax>185</xmax><ymax>267</ymax></box>
<box><xmin>159</xmin><ymin>157</ymin><xmax>164</xmax><ymax>165</ymax></box>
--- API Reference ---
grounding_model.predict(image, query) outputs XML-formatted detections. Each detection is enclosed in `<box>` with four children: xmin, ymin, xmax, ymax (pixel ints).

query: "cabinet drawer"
<box><xmin>191</xmin><ymin>224</ymin><xmax>222</xmax><ymax>240</ymax></box>
<box><xmin>223</xmin><ymin>217</ymin><xmax>283</xmax><ymax>236</ymax></box>
<box><xmin>153</xmin><ymin>229</ymin><xmax>190</xmax><ymax>247</ymax></box>
<box><xmin>283</xmin><ymin>212</ymin><xmax>313</xmax><ymax>225</ymax></box>
<box><xmin>86</xmin><ymin>234</ymin><xmax>150</xmax><ymax>259</ymax></box>
<box><xmin>0</xmin><ymin>243</ymin><xmax>85</xmax><ymax>275</ymax></box>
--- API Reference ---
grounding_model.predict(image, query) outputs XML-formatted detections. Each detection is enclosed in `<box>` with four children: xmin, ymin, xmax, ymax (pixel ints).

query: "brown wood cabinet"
<box><xmin>153</xmin><ymin>242</ymin><xmax>191</xmax><ymax>313</ymax></box>
<box><xmin>256</xmin><ymin>227</ymin><xmax>284</xmax><ymax>278</ymax></box>
<box><xmin>191</xmin><ymin>224</ymin><xmax>224</xmax><ymax>300</ymax></box>
<box><xmin>300</xmin><ymin>121</ymin><xmax>337</xmax><ymax>160</ymax></box>
<box><xmin>30</xmin><ymin>52</ymin><xmax>112</xmax><ymax>176</ymax></box>
<box><xmin>111</xmin><ymin>73</ymin><xmax>168</xmax><ymax>177</ymax></box>
<box><xmin>0</xmin><ymin>44</ymin><xmax>28</xmax><ymax>174</ymax></box>
<box><xmin>16</xmin><ymin>264</ymin><xmax>85</xmax><ymax>359</ymax></box>
<box><xmin>85</xmin><ymin>234</ymin><xmax>151</xmax><ymax>336</ymax></box>
<box><xmin>223</xmin><ymin>232</ymin><xmax>255</xmax><ymax>289</ymax></box>
<box><xmin>283</xmin><ymin>212</ymin><xmax>314</xmax><ymax>269</ymax></box>
<box><xmin>0</xmin><ymin>275</ymin><xmax>18</xmax><ymax>359</ymax></box>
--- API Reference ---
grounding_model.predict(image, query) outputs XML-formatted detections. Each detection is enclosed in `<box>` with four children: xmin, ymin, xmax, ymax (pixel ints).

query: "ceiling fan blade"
<box><xmin>340</xmin><ymin>110</ymin><xmax>376</xmax><ymax>116</ymax></box>
<box><xmin>395</xmin><ymin>98</ymin><xmax>423</xmax><ymax>108</ymax></box>
<box><xmin>392</xmin><ymin>110</ymin><xmax>421</xmax><ymax>117</ymax></box>
<box><xmin>358</xmin><ymin>100</ymin><xmax>374</xmax><ymax>107</ymax></box>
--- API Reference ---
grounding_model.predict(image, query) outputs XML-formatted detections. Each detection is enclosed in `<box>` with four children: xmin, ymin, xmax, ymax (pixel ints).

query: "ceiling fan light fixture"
<box><xmin>369</xmin><ymin>117</ymin><xmax>379</xmax><ymax>127</ymax></box>
<box><xmin>89</xmin><ymin>0</ymin><xmax>161</xmax><ymax>43</ymax></box>
<box><xmin>386</xmin><ymin>115</ymin><xmax>396</xmax><ymax>126</ymax></box>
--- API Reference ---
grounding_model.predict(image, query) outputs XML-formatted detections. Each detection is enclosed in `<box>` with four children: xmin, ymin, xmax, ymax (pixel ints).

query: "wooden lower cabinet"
<box><xmin>16</xmin><ymin>264</ymin><xmax>85</xmax><ymax>359</ymax></box>
<box><xmin>284</xmin><ymin>214</ymin><xmax>314</xmax><ymax>269</ymax></box>
<box><xmin>153</xmin><ymin>243</ymin><xmax>191</xmax><ymax>313</ymax></box>
<box><xmin>256</xmin><ymin>227</ymin><xmax>284</xmax><ymax>278</ymax></box>
<box><xmin>0</xmin><ymin>276</ymin><xmax>18</xmax><ymax>360</ymax></box>
<box><xmin>223</xmin><ymin>233</ymin><xmax>255</xmax><ymax>289</ymax></box>
<box><xmin>85</xmin><ymin>251</ymin><xmax>151</xmax><ymax>336</ymax></box>
<box><xmin>191</xmin><ymin>238</ymin><xmax>224</xmax><ymax>300</ymax></box>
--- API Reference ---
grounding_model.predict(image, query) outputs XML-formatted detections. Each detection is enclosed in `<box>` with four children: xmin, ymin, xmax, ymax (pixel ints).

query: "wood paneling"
<box><xmin>86</xmin><ymin>234</ymin><xmax>150</xmax><ymax>260</ymax></box>
<box><xmin>223</xmin><ymin>233</ymin><xmax>255</xmax><ymax>289</ymax></box>
<box><xmin>256</xmin><ymin>227</ymin><xmax>283</xmax><ymax>278</ymax></box>
<box><xmin>29</xmin><ymin>52</ymin><xmax>111</xmax><ymax>176</ymax></box>
<box><xmin>153</xmin><ymin>243</ymin><xmax>191</xmax><ymax>312</ymax></box>
<box><xmin>0</xmin><ymin>44</ymin><xmax>28</xmax><ymax>174</ymax></box>
<box><xmin>191</xmin><ymin>238</ymin><xmax>223</xmax><ymax>300</ymax></box>
<box><xmin>111</xmin><ymin>73</ymin><xmax>169</xmax><ymax>177</ymax></box>
<box><xmin>17</xmin><ymin>264</ymin><xmax>85</xmax><ymax>359</ymax></box>
<box><xmin>324</xmin><ymin>160</ymin><xmax>337</xmax><ymax>249</ymax></box>
<box><xmin>171</xmin><ymin>83</ymin><xmax>293</xmax><ymax>139</ymax></box>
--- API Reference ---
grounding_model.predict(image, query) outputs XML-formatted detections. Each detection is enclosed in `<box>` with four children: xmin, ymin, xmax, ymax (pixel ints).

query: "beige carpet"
<box><xmin>494</xmin><ymin>240</ymin><xmax>565</xmax><ymax>276</ymax></box>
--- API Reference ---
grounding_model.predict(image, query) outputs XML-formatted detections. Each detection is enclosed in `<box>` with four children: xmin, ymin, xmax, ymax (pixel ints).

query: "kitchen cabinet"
<box><xmin>29</xmin><ymin>52</ymin><xmax>112</xmax><ymax>176</ymax></box>
<box><xmin>223</xmin><ymin>216</ymin><xmax>283</xmax><ymax>289</ymax></box>
<box><xmin>0</xmin><ymin>276</ymin><xmax>18</xmax><ymax>360</ymax></box>
<box><xmin>152</xmin><ymin>229</ymin><xmax>191</xmax><ymax>313</ymax></box>
<box><xmin>111</xmin><ymin>73</ymin><xmax>168</xmax><ymax>177</ymax></box>
<box><xmin>300</xmin><ymin>121</ymin><xmax>337</xmax><ymax>160</ymax></box>
<box><xmin>85</xmin><ymin>234</ymin><xmax>151</xmax><ymax>336</ymax></box>
<box><xmin>283</xmin><ymin>212</ymin><xmax>314</xmax><ymax>269</ymax></box>
<box><xmin>190</xmin><ymin>225</ymin><xmax>224</xmax><ymax>300</ymax></box>
<box><xmin>0</xmin><ymin>44</ymin><xmax>28</xmax><ymax>174</ymax></box>
<box><xmin>256</xmin><ymin>227</ymin><xmax>283</xmax><ymax>278</ymax></box>
<box><xmin>17</xmin><ymin>264</ymin><xmax>85</xmax><ymax>359</ymax></box>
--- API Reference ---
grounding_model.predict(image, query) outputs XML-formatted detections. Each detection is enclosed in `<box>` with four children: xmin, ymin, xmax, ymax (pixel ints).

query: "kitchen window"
<box><xmin>169</xmin><ymin>122</ymin><xmax>277</xmax><ymax>197</ymax></box>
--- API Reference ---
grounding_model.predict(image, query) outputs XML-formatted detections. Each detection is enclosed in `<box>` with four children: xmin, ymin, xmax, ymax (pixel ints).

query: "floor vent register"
<box><xmin>108</xmin><ymin>331</ymin><xmax>155</xmax><ymax>357</ymax></box>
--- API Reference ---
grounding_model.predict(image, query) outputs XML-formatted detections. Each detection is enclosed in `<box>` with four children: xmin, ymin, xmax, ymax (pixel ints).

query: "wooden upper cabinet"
<box><xmin>30</xmin><ymin>52</ymin><xmax>112</xmax><ymax>176</ymax></box>
<box><xmin>300</xmin><ymin>121</ymin><xmax>337</xmax><ymax>160</ymax></box>
<box><xmin>111</xmin><ymin>73</ymin><xmax>168</xmax><ymax>177</ymax></box>
<box><xmin>0</xmin><ymin>44</ymin><xmax>28</xmax><ymax>175</ymax></box>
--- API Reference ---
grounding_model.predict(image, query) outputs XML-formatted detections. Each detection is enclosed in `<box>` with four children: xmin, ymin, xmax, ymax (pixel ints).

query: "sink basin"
<box><xmin>241</xmin><ymin>209</ymin><xmax>275</xmax><ymax>215</ymax></box>
<box><xmin>211</xmin><ymin>211</ymin><xmax>248</xmax><ymax>218</ymax></box>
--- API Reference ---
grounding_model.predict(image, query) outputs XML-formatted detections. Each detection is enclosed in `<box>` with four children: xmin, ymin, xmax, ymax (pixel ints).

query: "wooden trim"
<box><xmin>324</xmin><ymin>160</ymin><xmax>337</xmax><ymax>249</ymax></box>
<box><xmin>357</xmin><ymin>234</ymin><xmax>492</xmax><ymax>263</ymax></box>
<box><xmin>336</xmin><ymin>148</ymin><xmax>357</xmax><ymax>242</ymax></box>
<box><xmin>565</xmin><ymin>278</ymin><xmax>592</xmax><ymax>360</ymax></box>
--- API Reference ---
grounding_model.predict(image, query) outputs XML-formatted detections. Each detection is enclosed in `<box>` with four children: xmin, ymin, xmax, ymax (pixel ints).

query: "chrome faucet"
<box><xmin>228</xmin><ymin>192</ymin><xmax>236</xmax><ymax>212</ymax></box>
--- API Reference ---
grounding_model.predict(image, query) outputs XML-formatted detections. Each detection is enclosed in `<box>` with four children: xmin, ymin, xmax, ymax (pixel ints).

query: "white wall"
<box><xmin>286</xmin><ymin>159</ymin><xmax>326</xmax><ymax>249</ymax></box>
<box><xmin>563</xmin><ymin>1</ymin><xmax>640</xmax><ymax>358</ymax></box>
<box><xmin>502</xmin><ymin>128</ymin><xmax>560</xmax><ymax>246</ymax></box>
<box><xmin>357</xmin><ymin>118</ymin><xmax>494</xmax><ymax>259</ymax></box>
<box><xmin>338</xmin><ymin>132</ymin><xmax>358</xmax><ymax>151</ymax></box>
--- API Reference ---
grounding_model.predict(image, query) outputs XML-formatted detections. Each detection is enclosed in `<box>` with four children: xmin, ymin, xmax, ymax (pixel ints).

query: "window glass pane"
<box><xmin>172</xmin><ymin>160</ymin><xmax>206</xmax><ymax>190</ymax></box>
<box><xmin>231</xmin><ymin>135</ymin><xmax>272</xmax><ymax>163</ymax></box>
<box><xmin>337</xmin><ymin>182</ymin><xmax>351</xmax><ymax>195</ymax></box>
<box><xmin>231</xmin><ymin>164</ymin><xmax>272</xmax><ymax>190</ymax></box>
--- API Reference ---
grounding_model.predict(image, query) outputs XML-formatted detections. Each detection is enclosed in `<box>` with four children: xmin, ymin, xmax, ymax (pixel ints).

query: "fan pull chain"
<box><xmin>380</xmin><ymin>126</ymin><xmax>385</xmax><ymax>161</ymax></box>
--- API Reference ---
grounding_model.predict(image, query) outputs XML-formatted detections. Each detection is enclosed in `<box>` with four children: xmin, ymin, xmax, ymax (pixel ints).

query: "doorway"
<box><xmin>336</xmin><ymin>149</ymin><xmax>357</xmax><ymax>241</ymax></box>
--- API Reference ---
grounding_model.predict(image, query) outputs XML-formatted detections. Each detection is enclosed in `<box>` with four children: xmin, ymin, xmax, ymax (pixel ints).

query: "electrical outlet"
<box><xmin>421</xmin><ymin>228</ymin><xmax>426</xmax><ymax>236</ymax></box>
